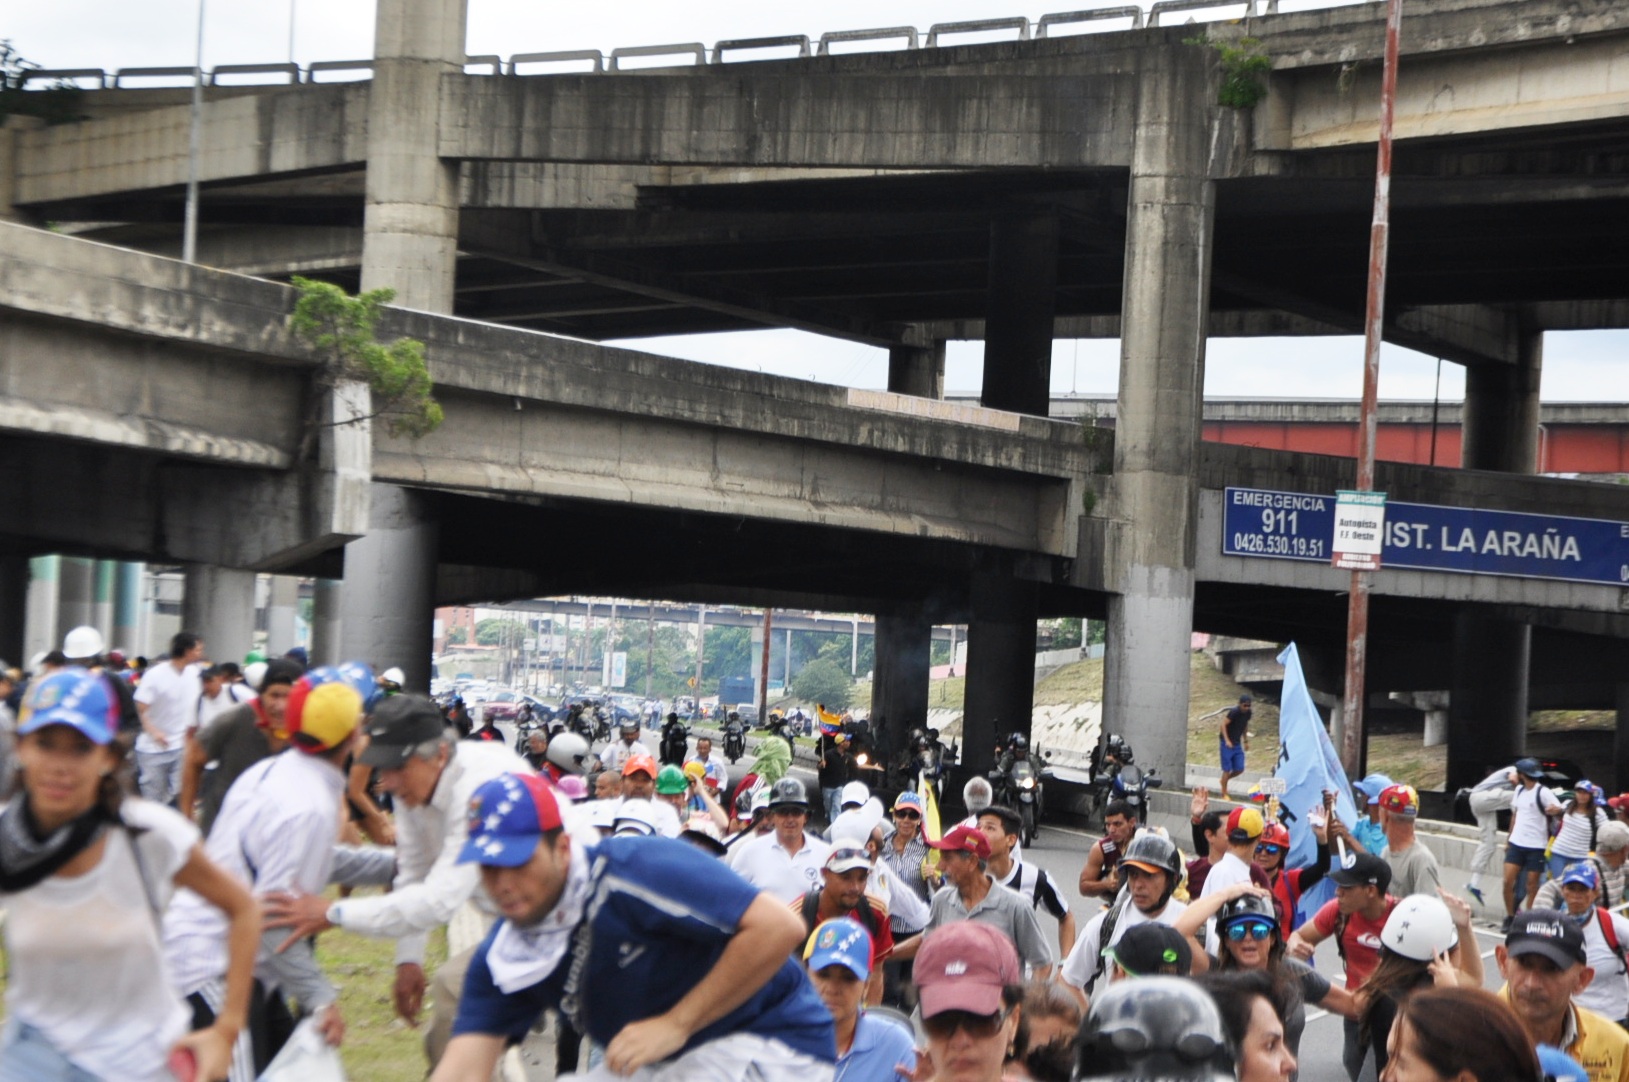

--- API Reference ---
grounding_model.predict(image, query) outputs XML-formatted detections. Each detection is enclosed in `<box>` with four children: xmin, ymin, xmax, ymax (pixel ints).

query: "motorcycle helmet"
<box><xmin>1216</xmin><ymin>892</ymin><xmax>1278</xmax><ymax>937</ymax></box>
<box><xmin>1075</xmin><ymin>977</ymin><xmax>1234</xmax><ymax>1082</ymax></box>
<box><xmin>1107</xmin><ymin>734</ymin><xmax>1133</xmax><ymax>762</ymax></box>
<box><xmin>619</xmin><ymin>717</ymin><xmax>639</xmax><ymax>734</ymax></box>
<box><xmin>1120</xmin><ymin>832</ymin><xmax>1183</xmax><ymax>909</ymax></box>
<box><xmin>1259</xmin><ymin>822</ymin><xmax>1292</xmax><ymax>850</ymax></box>
<box><xmin>769</xmin><ymin>776</ymin><xmax>809</xmax><ymax>810</ymax></box>
<box><xmin>734</xmin><ymin>788</ymin><xmax>757</xmax><ymax>822</ymax></box>
<box><xmin>379</xmin><ymin>666</ymin><xmax>405</xmax><ymax>691</ymax></box>
<box><xmin>544</xmin><ymin>732</ymin><xmax>591</xmax><ymax>776</ymax></box>
<box><xmin>1011</xmin><ymin>733</ymin><xmax>1029</xmax><ymax>750</ymax></box>
<box><xmin>1380</xmin><ymin>894</ymin><xmax>1458</xmax><ymax>961</ymax></box>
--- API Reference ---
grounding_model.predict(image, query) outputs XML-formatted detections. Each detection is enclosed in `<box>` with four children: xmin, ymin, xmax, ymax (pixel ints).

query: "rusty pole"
<box><xmin>1339</xmin><ymin>0</ymin><xmax>1405</xmax><ymax>778</ymax></box>
<box><xmin>758</xmin><ymin>608</ymin><xmax>774</xmax><ymax>723</ymax></box>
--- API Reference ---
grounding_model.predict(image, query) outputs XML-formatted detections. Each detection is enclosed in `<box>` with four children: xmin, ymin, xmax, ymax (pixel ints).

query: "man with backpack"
<box><xmin>1060</xmin><ymin>832</ymin><xmax>1186</xmax><ymax>1001</ymax></box>
<box><xmin>978</xmin><ymin>805</ymin><xmax>1075</xmax><ymax>961</ymax></box>
<box><xmin>792</xmin><ymin>846</ymin><xmax>894</xmax><ymax>1005</ymax></box>
<box><xmin>1554</xmin><ymin>862</ymin><xmax>1629</xmax><ymax>1026</ymax></box>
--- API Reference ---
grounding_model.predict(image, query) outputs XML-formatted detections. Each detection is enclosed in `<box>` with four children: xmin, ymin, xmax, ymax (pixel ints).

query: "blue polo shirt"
<box><xmin>454</xmin><ymin>835</ymin><xmax>835</xmax><ymax>1063</ymax></box>
<box><xmin>839</xmin><ymin>1013</ymin><xmax>916</xmax><ymax>1082</ymax></box>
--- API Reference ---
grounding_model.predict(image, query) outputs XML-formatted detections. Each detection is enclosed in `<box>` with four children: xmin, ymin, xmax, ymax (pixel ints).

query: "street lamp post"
<box><xmin>182</xmin><ymin>0</ymin><xmax>206</xmax><ymax>264</ymax></box>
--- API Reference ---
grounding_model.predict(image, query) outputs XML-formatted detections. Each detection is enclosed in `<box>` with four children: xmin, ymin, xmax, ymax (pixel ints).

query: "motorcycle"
<box><xmin>659</xmin><ymin>716</ymin><xmax>690</xmax><ymax>765</ymax></box>
<box><xmin>1088</xmin><ymin>735</ymin><xmax>1162</xmax><ymax>825</ymax></box>
<box><xmin>514</xmin><ymin>717</ymin><xmax>547</xmax><ymax>770</ymax></box>
<box><xmin>908</xmin><ymin>728</ymin><xmax>956</xmax><ymax>806</ymax></box>
<box><xmin>1112</xmin><ymin>760</ymin><xmax>1162</xmax><ymax>824</ymax></box>
<box><xmin>723</xmin><ymin>717</ymin><xmax>746</xmax><ymax>763</ymax></box>
<box><xmin>990</xmin><ymin>756</ymin><xmax>1049</xmax><ymax>845</ymax></box>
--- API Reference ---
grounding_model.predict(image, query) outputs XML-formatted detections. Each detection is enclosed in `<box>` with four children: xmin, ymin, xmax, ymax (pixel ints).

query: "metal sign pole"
<box><xmin>1340</xmin><ymin>0</ymin><xmax>1405</xmax><ymax>778</ymax></box>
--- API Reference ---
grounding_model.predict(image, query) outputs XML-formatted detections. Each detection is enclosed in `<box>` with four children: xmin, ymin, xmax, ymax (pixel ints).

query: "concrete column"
<box><xmin>1616</xmin><ymin>682</ymin><xmax>1629</xmax><ymax>794</ymax></box>
<box><xmin>1448</xmin><ymin>331</ymin><xmax>1541</xmax><ymax>789</ymax></box>
<box><xmin>1</xmin><ymin>116</ymin><xmax>45</xmax><ymax>224</ymax></box>
<box><xmin>24</xmin><ymin>555</ymin><xmax>58</xmax><ymax>665</ymax></box>
<box><xmin>1446</xmin><ymin>611</ymin><xmax>1530</xmax><ymax>790</ymax></box>
<box><xmin>182</xmin><ymin>566</ymin><xmax>257</xmax><ymax>667</ymax></box>
<box><xmin>92</xmin><ymin>560</ymin><xmax>115</xmax><ymax>646</ymax></box>
<box><xmin>360</xmin><ymin>0</ymin><xmax>466</xmax><ymax>309</ymax></box>
<box><xmin>1098</xmin><ymin>49</ymin><xmax>1217</xmax><ymax>782</ymax></box>
<box><xmin>266</xmin><ymin>576</ymin><xmax>301</xmax><ymax>655</ymax></box>
<box><xmin>872</xmin><ymin>614</ymin><xmax>932</xmax><ymax>762</ymax></box>
<box><xmin>339</xmin><ymin>484</ymin><xmax>438</xmax><ymax>691</ymax></box>
<box><xmin>311</xmin><ymin>579</ymin><xmax>343</xmax><ymax>667</ymax></box>
<box><xmin>981</xmin><ymin>212</ymin><xmax>1058</xmax><ymax>416</ymax></box>
<box><xmin>0</xmin><ymin>555</ymin><xmax>29</xmax><ymax>666</ymax></box>
<box><xmin>112</xmin><ymin>562</ymin><xmax>143</xmax><ymax>653</ymax></box>
<box><xmin>888</xmin><ymin>341</ymin><xmax>947</xmax><ymax>400</ymax></box>
<box><xmin>56</xmin><ymin>556</ymin><xmax>95</xmax><ymax>643</ymax></box>
<box><xmin>961</xmin><ymin>573</ymin><xmax>1038</xmax><ymax>774</ymax></box>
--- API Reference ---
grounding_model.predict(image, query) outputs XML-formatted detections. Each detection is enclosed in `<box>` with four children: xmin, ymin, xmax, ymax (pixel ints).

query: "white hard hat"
<box><xmin>839</xmin><ymin>780</ymin><xmax>871</xmax><ymax>809</ymax></box>
<box><xmin>62</xmin><ymin>625</ymin><xmax>105</xmax><ymax>660</ymax></box>
<box><xmin>613</xmin><ymin>798</ymin><xmax>659</xmax><ymax>837</ymax></box>
<box><xmin>1381</xmin><ymin>894</ymin><xmax>1459</xmax><ymax>961</ymax></box>
<box><xmin>243</xmin><ymin>661</ymin><xmax>269</xmax><ymax>692</ymax></box>
<box><xmin>589</xmin><ymin>799</ymin><xmax>619</xmax><ymax>832</ymax></box>
<box><xmin>380</xmin><ymin>666</ymin><xmax>406</xmax><ymax>686</ymax></box>
<box><xmin>27</xmin><ymin>651</ymin><xmax>47</xmax><ymax>672</ymax></box>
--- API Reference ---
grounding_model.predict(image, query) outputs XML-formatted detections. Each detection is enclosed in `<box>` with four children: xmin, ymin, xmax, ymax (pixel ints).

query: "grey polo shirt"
<box><xmin>927</xmin><ymin>873</ymin><xmax>1055</xmax><ymax>971</ymax></box>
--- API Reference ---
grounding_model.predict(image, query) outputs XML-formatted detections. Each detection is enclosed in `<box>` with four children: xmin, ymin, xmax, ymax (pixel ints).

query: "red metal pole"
<box><xmin>758</xmin><ymin>608</ymin><xmax>774</xmax><ymax>723</ymax></box>
<box><xmin>1340</xmin><ymin>0</ymin><xmax>1404</xmax><ymax>778</ymax></box>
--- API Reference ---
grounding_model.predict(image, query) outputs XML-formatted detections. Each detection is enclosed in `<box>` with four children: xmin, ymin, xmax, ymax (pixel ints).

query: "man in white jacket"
<box><xmin>262</xmin><ymin>693</ymin><xmax>533</xmax><ymax>1068</ymax></box>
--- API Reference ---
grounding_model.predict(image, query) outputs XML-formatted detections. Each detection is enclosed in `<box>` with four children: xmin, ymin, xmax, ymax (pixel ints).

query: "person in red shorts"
<box><xmin>1285</xmin><ymin>851</ymin><xmax>1397</xmax><ymax>1082</ymax></box>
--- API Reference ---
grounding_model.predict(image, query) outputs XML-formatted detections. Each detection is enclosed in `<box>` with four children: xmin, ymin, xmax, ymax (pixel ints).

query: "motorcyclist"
<box><xmin>541</xmin><ymin>731</ymin><xmax>591</xmax><ymax>785</ymax></box>
<box><xmin>659</xmin><ymin>712</ymin><xmax>689</xmax><ymax>766</ymax></box>
<box><xmin>598</xmin><ymin>717</ymin><xmax>650</xmax><ymax>774</ymax></box>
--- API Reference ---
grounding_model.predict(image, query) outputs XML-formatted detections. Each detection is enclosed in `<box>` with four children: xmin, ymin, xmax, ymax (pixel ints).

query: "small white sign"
<box><xmin>1257</xmin><ymin>777</ymin><xmax>1288</xmax><ymax>795</ymax></box>
<box><xmin>1332</xmin><ymin>489</ymin><xmax>1387</xmax><ymax>571</ymax></box>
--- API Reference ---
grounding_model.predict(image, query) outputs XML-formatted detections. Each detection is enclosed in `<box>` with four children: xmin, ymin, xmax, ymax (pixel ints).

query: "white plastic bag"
<box><xmin>257</xmin><ymin>1017</ymin><xmax>347</xmax><ymax>1082</ymax></box>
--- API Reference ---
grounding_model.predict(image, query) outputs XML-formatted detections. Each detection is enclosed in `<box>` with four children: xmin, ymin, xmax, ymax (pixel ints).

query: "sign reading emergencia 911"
<box><xmin>1223</xmin><ymin>487</ymin><xmax>1629</xmax><ymax>588</ymax></box>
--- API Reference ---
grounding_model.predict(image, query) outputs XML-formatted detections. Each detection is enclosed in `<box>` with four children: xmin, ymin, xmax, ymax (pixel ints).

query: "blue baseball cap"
<box><xmin>20</xmin><ymin>669</ymin><xmax>117</xmax><ymax>744</ymax></box>
<box><xmin>457</xmin><ymin>773</ymin><xmax>563</xmax><ymax>867</ymax></box>
<box><xmin>1538</xmin><ymin>1045</ymin><xmax>1589</xmax><ymax>1082</ymax></box>
<box><xmin>1354</xmin><ymin>774</ymin><xmax>1396</xmax><ymax>805</ymax></box>
<box><xmin>804</xmin><ymin>918</ymin><xmax>873</xmax><ymax>980</ymax></box>
<box><xmin>1560</xmin><ymin>862</ymin><xmax>1600</xmax><ymax>890</ymax></box>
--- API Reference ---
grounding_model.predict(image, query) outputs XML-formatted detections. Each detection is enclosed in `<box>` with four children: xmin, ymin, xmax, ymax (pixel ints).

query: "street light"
<box><xmin>182</xmin><ymin>0</ymin><xmax>206</xmax><ymax>264</ymax></box>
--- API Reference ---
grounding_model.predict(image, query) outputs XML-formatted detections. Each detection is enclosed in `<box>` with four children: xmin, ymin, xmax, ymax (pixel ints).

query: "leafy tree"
<box><xmin>475</xmin><ymin>618</ymin><xmax>525</xmax><ymax>646</ymax></box>
<box><xmin>287</xmin><ymin>277</ymin><xmax>443</xmax><ymax>439</ymax></box>
<box><xmin>0</xmin><ymin>41</ymin><xmax>84</xmax><ymax>125</ymax></box>
<box><xmin>445</xmin><ymin>626</ymin><xmax>470</xmax><ymax>647</ymax></box>
<box><xmin>701</xmin><ymin>626</ymin><xmax>753</xmax><ymax>692</ymax></box>
<box><xmin>792</xmin><ymin>659</ymin><xmax>852</xmax><ymax>712</ymax></box>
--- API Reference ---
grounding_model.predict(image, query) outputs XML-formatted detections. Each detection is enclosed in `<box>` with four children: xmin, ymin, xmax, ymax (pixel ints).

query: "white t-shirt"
<box><xmin>1199</xmin><ymin>851</ymin><xmax>1256</xmax><ymax>954</ymax></box>
<box><xmin>1579</xmin><ymin>908</ymin><xmax>1629</xmax><ymax>1023</ymax></box>
<box><xmin>597</xmin><ymin>738</ymin><xmax>651</xmax><ymax>775</ymax></box>
<box><xmin>1509</xmin><ymin>782</ymin><xmax>1563</xmax><ymax>849</ymax></box>
<box><xmin>1061</xmin><ymin>897</ymin><xmax>1188</xmax><ymax>990</ymax></box>
<box><xmin>2</xmin><ymin>799</ymin><xmax>199</xmax><ymax>1082</ymax></box>
<box><xmin>133</xmin><ymin>660</ymin><xmax>202</xmax><ymax>754</ymax></box>
<box><xmin>196</xmin><ymin>683</ymin><xmax>253</xmax><ymax>732</ymax></box>
<box><xmin>727</xmin><ymin>830</ymin><xmax>832</xmax><ymax>904</ymax></box>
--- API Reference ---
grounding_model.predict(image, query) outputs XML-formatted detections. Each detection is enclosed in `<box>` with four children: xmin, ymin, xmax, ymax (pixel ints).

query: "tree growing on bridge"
<box><xmin>0</xmin><ymin>41</ymin><xmax>85</xmax><ymax>126</ymax></box>
<box><xmin>288</xmin><ymin>277</ymin><xmax>444</xmax><ymax>439</ymax></box>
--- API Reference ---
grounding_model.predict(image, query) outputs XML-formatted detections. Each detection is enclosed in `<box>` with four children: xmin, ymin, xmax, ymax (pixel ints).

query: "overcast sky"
<box><xmin>10</xmin><ymin>0</ymin><xmax>1625</xmax><ymax>401</ymax></box>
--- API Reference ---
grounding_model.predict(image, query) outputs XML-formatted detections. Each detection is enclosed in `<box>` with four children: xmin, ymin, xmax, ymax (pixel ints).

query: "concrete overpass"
<box><xmin>7</xmin><ymin>0</ymin><xmax>1629</xmax><ymax>783</ymax></box>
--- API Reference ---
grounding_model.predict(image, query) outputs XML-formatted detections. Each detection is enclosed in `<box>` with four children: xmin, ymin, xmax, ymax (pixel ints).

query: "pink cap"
<box><xmin>914</xmin><ymin>922</ymin><xmax>1020</xmax><ymax>1017</ymax></box>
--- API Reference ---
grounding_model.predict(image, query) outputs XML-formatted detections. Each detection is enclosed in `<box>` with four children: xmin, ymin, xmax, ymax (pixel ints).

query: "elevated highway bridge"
<box><xmin>5</xmin><ymin>0</ymin><xmax>1629</xmax><ymax>785</ymax></box>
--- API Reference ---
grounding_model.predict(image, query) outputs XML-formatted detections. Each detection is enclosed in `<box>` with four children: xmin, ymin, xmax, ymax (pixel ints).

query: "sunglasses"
<box><xmin>827</xmin><ymin>847</ymin><xmax>870</xmax><ymax>867</ymax></box>
<box><xmin>1256</xmin><ymin>844</ymin><xmax>1284</xmax><ymax>855</ymax></box>
<box><xmin>1226</xmin><ymin>920</ymin><xmax>1275</xmax><ymax>942</ymax></box>
<box><xmin>923</xmin><ymin>1007</ymin><xmax>1012</xmax><ymax>1041</ymax></box>
<box><xmin>895</xmin><ymin>809</ymin><xmax>922</xmax><ymax>820</ymax></box>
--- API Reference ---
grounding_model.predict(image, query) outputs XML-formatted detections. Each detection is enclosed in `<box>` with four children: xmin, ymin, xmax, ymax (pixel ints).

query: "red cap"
<box><xmin>1610</xmin><ymin>794</ymin><xmax>1629</xmax><ymax>810</ymax></box>
<box><xmin>1226</xmin><ymin>806</ymin><xmax>1265</xmax><ymax>841</ymax></box>
<box><xmin>1378</xmin><ymin>783</ymin><xmax>1419</xmax><ymax>816</ymax></box>
<box><xmin>915</xmin><ymin>923</ymin><xmax>1021</xmax><ymax>1017</ymax></box>
<box><xmin>622</xmin><ymin>754</ymin><xmax>658</xmax><ymax>778</ymax></box>
<box><xmin>926</xmin><ymin>823</ymin><xmax>992</xmax><ymax>860</ymax></box>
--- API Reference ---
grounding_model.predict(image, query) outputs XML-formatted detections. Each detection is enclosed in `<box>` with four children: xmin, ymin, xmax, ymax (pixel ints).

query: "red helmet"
<box><xmin>1259</xmin><ymin>823</ymin><xmax>1291</xmax><ymax>849</ymax></box>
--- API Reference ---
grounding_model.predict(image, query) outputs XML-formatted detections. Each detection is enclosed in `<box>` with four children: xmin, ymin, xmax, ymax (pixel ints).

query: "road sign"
<box><xmin>1223</xmin><ymin>486</ymin><xmax>1629</xmax><ymax>587</ymax></box>
<box><xmin>1332</xmin><ymin>490</ymin><xmax>1387</xmax><ymax>571</ymax></box>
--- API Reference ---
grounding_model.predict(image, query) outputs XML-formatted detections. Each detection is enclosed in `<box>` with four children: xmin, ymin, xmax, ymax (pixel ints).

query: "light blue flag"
<box><xmin>1272</xmin><ymin>641</ymin><xmax>1360</xmax><ymax>926</ymax></box>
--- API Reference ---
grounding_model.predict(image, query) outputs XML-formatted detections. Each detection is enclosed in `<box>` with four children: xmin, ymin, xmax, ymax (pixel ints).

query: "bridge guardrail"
<box><xmin>112</xmin><ymin>66</ymin><xmax>196</xmax><ymax>88</ymax></box>
<box><xmin>38</xmin><ymin>0</ymin><xmax>1364</xmax><ymax>92</ymax></box>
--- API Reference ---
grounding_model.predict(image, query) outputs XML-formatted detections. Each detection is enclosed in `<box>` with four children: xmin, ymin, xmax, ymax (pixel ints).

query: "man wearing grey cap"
<box><xmin>1496</xmin><ymin>909</ymin><xmax>1629</xmax><ymax>1082</ymax></box>
<box><xmin>262</xmin><ymin>692</ymin><xmax>534</xmax><ymax>1069</ymax></box>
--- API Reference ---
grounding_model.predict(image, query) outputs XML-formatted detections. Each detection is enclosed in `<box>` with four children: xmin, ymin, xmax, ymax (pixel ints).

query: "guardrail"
<box><xmin>26</xmin><ymin>0</ymin><xmax>1337</xmax><ymax>92</ymax></box>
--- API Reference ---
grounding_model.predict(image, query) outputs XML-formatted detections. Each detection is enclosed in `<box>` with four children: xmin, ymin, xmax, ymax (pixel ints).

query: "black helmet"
<box><xmin>1120</xmin><ymin>832</ymin><xmax>1183</xmax><ymax>878</ymax></box>
<box><xmin>769</xmin><ymin>776</ymin><xmax>809</xmax><ymax>810</ymax></box>
<box><xmin>1216</xmin><ymin>892</ymin><xmax>1279</xmax><ymax>935</ymax></box>
<box><xmin>1074</xmin><ymin>977</ymin><xmax>1234</xmax><ymax>1082</ymax></box>
<box><xmin>1011</xmin><ymin>734</ymin><xmax>1029</xmax><ymax>750</ymax></box>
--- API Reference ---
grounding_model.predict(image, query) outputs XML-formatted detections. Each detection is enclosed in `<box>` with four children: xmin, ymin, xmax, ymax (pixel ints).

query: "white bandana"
<box><xmin>487</xmin><ymin>841</ymin><xmax>593</xmax><ymax>994</ymax></box>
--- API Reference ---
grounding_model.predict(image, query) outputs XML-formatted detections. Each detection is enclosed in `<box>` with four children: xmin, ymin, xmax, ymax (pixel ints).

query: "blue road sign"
<box><xmin>1223</xmin><ymin>486</ymin><xmax>1629</xmax><ymax>587</ymax></box>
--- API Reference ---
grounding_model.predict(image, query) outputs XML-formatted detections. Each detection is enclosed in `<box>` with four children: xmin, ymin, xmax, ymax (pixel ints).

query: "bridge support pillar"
<box><xmin>1098</xmin><ymin>49</ymin><xmax>1216</xmax><ymax>783</ymax></box>
<box><xmin>1447</xmin><ymin>330</ymin><xmax>1542</xmax><ymax>790</ymax></box>
<box><xmin>872</xmin><ymin>613</ymin><xmax>932</xmax><ymax>762</ymax></box>
<box><xmin>1616</xmin><ymin>683</ymin><xmax>1629</xmax><ymax>794</ymax></box>
<box><xmin>339</xmin><ymin>485</ymin><xmax>438</xmax><ymax>692</ymax></box>
<box><xmin>56</xmin><ymin>557</ymin><xmax>95</xmax><ymax>643</ymax></box>
<box><xmin>962</xmin><ymin>572</ymin><xmax>1037</xmax><ymax>774</ymax></box>
<box><xmin>311</xmin><ymin>579</ymin><xmax>343</xmax><ymax>668</ymax></box>
<box><xmin>360</xmin><ymin>0</ymin><xmax>466</xmax><ymax>309</ymax></box>
<box><xmin>981</xmin><ymin>213</ymin><xmax>1057</xmax><ymax>416</ymax></box>
<box><xmin>112</xmin><ymin>562</ymin><xmax>143</xmax><ymax>654</ymax></box>
<box><xmin>183</xmin><ymin>566</ymin><xmax>256</xmax><ymax>668</ymax></box>
<box><xmin>888</xmin><ymin>341</ymin><xmax>946</xmax><ymax>400</ymax></box>
<box><xmin>265</xmin><ymin>576</ymin><xmax>301</xmax><ymax>656</ymax></box>
<box><xmin>0</xmin><ymin>555</ymin><xmax>28</xmax><ymax>668</ymax></box>
<box><xmin>25</xmin><ymin>556</ymin><xmax>58</xmax><ymax>667</ymax></box>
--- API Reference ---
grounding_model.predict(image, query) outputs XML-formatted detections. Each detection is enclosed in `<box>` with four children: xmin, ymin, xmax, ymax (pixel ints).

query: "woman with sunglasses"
<box><xmin>1174</xmin><ymin>881</ymin><xmax>1357</xmax><ymax>1062</ymax></box>
<box><xmin>1253</xmin><ymin>796</ymin><xmax>1337</xmax><ymax>932</ymax></box>
<box><xmin>909</xmin><ymin>922</ymin><xmax>1023</xmax><ymax>1082</ymax></box>
<box><xmin>0</xmin><ymin>669</ymin><xmax>259</xmax><ymax>1082</ymax></box>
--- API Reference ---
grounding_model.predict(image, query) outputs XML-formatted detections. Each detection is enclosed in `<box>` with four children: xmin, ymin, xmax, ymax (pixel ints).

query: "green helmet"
<box><xmin>656</xmin><ymin>764</ymin><xmax>689</xmax><ymax>795</ymax></box>
<box><xmin>244</xmin><ymin>648</ymin><xmax>268</xmax><ymax>665</ymax></box>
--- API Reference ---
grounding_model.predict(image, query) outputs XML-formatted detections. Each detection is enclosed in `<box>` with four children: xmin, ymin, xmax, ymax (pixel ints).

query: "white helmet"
<box><xmin>380</xmin><ymin>666</ymin><xmax>406</xmax><ymax>689</ymax></box>
<box><xmin>545</xmin><ymin>732</ymin><xmax>591</xmax><ymax>775</ymax></box>
<box><xmin>62</xmin><ymin>625</ymin><xmax>105</xmax><ymax>660</ymax></box>
<box><xmin>839</xmin><ymin>780</ymin><xmax>871</xmax><ymax>809</ymax></box>
<box><xmin>613</xmin><ymin>799</ymin><xmax>659</xmax><ymax>837</ymax></box>
<box><xmin>1381</xmin><ymin>894</ymin><xmax>1458</xmax><ymax>961</ymax></box>
<box><xmin>243</xmin><ymin>661</ymin><xmax>269</xmax><ymax>691</ymax></box>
